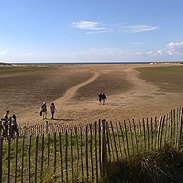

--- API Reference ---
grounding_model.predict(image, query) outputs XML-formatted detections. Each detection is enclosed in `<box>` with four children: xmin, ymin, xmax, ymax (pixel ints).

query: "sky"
<box><xmin>0</xmin><ymin>0</ymin><xmax>183</xmax><ymax>63</ymax></box>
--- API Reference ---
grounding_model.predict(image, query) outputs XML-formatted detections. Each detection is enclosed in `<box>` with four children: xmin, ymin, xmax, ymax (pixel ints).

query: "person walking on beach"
<box><xmin>2</xmin><ymin>110</ymin><xmax>9</xmax><ymax>137</ymax></box>
<box><xmin>10</xmin><ymin>114</ymin><xmax>19</xmax><ymax>138</ymax></box>
<box><xmin>41</xmin><ymin>102</ymin><xmax>47</xmax><ymax>120</ymax></box>
<box><xmin>102</xmin><ymin>93</ymin><xmax>107</xmax><ymax>105</ymax></box>
<box><xmin>98</xmin><ymin>92</ymin><xmax>103</xmax><ymax>105</ymax></box>
<box><xmin>50</xmin><ymin>103</ymin><xmax>57</xmax><ymax>119</ymax></box>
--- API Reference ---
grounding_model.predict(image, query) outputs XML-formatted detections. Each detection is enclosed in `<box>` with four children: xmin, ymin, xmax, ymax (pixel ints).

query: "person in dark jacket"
<box><xmin>10</xmin><ymin>114</ymin><xmax>19</xmax><ymax>138</ymax></box>
<box><xmin>98</xmin><ymin>92</ymin><xmax>103</xmax><ymax>105</ymax></box>
<box><xmin>102</xmin><ymin>93</ymin><xmax>107</xmax><ymax>105</ymax></box>
<box><xmin>2</xmin><ymin>110</ymin><xmax>9</xmax><ymax>137</ymax></box>
<box><xmin>50</xmin><ymin>103</ymin><xmax>57</xmax><ymax>119</ymax></box>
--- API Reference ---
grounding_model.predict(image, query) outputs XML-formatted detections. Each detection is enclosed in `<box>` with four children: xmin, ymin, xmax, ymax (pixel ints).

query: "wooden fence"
<box><xmin>0</xmin><ymin>107</ymin><xmax>183</xmax><ymax>183</ymax></box>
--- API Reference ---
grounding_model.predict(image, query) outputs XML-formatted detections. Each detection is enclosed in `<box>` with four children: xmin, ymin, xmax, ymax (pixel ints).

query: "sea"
<box><xmin>11</xmin><ymin>61</ymin><xmax>183</xmax><ymax>65</ymax></box>
<box><xmin>13</xmin><ymin>61</ymin><xmax>153</xmax><ymax>65</ymax></box>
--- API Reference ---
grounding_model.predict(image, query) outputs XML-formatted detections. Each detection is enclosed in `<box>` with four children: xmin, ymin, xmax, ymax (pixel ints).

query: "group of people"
<box><xmin>0</xmin><ymin>110</ymin><xmax>19</xmax><ymax>138</ymax></box>
<box><xmin>1</xmin><ymin>93</ymin><xmax>107</xmax><ymax>138</ymax></box>
<box><xmin>98</xmin><ymin>92</ymin><xmax>107</xmax><ymax>105</ymax></box>
<box><xmin>40</xmin><ymin>92</ymin><xmax>107</xmax><ymax>120</ymax></box>
<box><xmin>40</xmin><ymin>102</ymin><xmax>57</xmax><ymax>120</ymax></box>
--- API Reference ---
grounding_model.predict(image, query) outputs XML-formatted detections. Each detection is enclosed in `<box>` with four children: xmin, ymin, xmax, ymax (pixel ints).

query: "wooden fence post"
<box><xmin>179</xmin><ymin>107</ymin><xmax>183</xmax><ymax>147</ymax></box>
<box><xmin>40</xmin><ymin>134</ymin><xmax>44</xmax><ymax>183</ymax></box>
<box><xmin>15</xmin><ymin>137</ymin><xmax>19</xmax><ymax>183</ymax></box>
<box><xmin>101</xmin><ymin>119</ymin><xmax>107</xmax><ymax>180</ymax></box>
<box><xmin>59</xmin><ymin>132</ymin><xmax>64</xmax><ymax>183</ymax></box>
<box><xmin>8</xmin><ymin>138</ymin><xmax>11</xmax><ymax>183</ymax></box>
<box><xmin>65</xmin><ymin>131</ymin><xmax>68</xmax><ymax>183</ymax></box>
<box><xmin>89</xmin><ymin>124</ymin><xmax>94</xmax><ymax>182</ymax></box>
<box><xmin>46</xmin><ymin>121</ymin><xmax>49</xmax><ymax>134</ymax></box>
<box><xmin>94</xmin><ymin>121</ymin><xmax>99</xmax><ymax>183</ymax></box>
<box><xmin>80</xmin><ymin>128</ymin><xmax>84</xmax><ymax>183</ymax></box>
<box><xmin>0</xmin><ymin>138</ymin><xmax>3</xmax><ymax>183</ymax></box>
<box><xmin>21</xmin><ymin>137</ymin><xmax>25</xmax><ymax>183</ymax></box>
<box><xmin>157</xmin><ymin>116</ymin><xmax>163</xmax><ymax>149</ymax></box>
<box><xmin>85</xmin><ymin>126</ymin><xmax>89</xmax><ymax>182</ymax></box>
<box><xmin>54</xmin><ymin>133</ymin><xmax>57</xmax><ymax>181</ymax></box>
<box><xmin>35</xmin><ymin>135</ymin><xmax>39</xmax><ymax>183</ymax></box>
<box><xmin>142</xmin><ymin>118</ymin><xmax>146</xmax><ymax>152</ymax></box>
<box><xmin>28</xmin><ymin>136</ymin><xmax>31</xmax><ymax>183</ymax></box>
<box><xmin>119</xmin><ymin>122</ymin><xmax>127</xmax><ymax>159</ymax></box>
<box><xmin>132</xmin><ymin>119</ymin><xmax>139</xmax><ymax>154</ymax></box>
<box><xmin>110</xmin><ymin>121</ymin><xmax>119</xmax><ymax>161</ymax></box>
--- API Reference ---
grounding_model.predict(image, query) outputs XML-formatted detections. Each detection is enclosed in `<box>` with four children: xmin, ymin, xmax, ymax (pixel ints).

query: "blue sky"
<box><xmin>0</xmin><ymin>0</ymin><xmax>183</xmax><ymax>63</ymax></box>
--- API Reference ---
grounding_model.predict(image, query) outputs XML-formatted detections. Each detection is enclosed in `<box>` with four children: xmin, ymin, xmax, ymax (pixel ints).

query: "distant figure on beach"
<box><xmin>50</xmin><ymin>103</ymin><xmax>57</xmax><ymax>119</ymax></box>
<box><xmin>102</xmin><ymin>93</ymin><xmax>107</xmax><ymax>105</ymax></box>
<box><xmin>41</xmin><ymin>102</ymin><xmax>47</xmax><ymax>120</ymax></box>
<box><xmin>10</xmin><ymin>114</ymin><xmax>19</xmax><ymax>138</ymax></box>
<box><xmin>98</xmin><ymin>92</ymin><xmax>103</xmax><ymax>105</ymax></box>
<box><xmin>2</xmin><ymin>110</ymin><xmax>9</xmax><ymax>137</ymax></box>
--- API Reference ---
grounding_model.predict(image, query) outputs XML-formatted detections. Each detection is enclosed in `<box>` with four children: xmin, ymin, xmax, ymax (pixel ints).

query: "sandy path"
<box><xmin>120</xmin><ymin>68</ymin><xmax>159</xmax><ymax>104</ymax></box>
<box><xmin>54</xmin><ymin>72</ymin><xmax>99</xmax><ymax>106</ymax></box>
<box><xmin>50</xmin><ymin>67</ymin><xmax>162</xmax><ymax>125</ymax></box>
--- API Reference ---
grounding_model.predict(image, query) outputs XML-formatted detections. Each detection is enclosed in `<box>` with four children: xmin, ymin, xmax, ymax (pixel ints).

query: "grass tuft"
<box><xmin>107</xmin><ymin>145</ymin><xmax>183</xmax><ymax>183</ymax></box>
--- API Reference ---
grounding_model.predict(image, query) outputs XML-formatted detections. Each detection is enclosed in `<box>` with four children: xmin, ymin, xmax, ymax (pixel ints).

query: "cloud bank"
<box><xmin>1</xmin><ymin>41</ymin><xmax>183</xmax><ymax>63</ymax></box>
<box><xmin>71</xmin><ymin>21</ymin><xmax>158</xmax><ymax>34</ymax></box>
<box><xmin>139</xmin><ymin>41</ymin><xmax>183</xmax><ymax>58</ymax></box>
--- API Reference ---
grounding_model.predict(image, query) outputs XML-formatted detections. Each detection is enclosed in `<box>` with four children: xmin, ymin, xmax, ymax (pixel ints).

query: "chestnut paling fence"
<box><xmin>0</xmin><ymin>107</ymin><xmax>183</xmax><ymax>183</ymax></box>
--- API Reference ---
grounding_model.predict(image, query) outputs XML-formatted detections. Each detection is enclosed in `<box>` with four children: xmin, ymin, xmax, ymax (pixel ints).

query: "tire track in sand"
<box><xmin>54</xmin><ymin>72</ymin><xmax>99</xmax><ymax>105</ymax></box>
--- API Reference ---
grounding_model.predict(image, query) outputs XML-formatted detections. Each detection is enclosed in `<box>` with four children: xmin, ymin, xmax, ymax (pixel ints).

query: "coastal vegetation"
<box><xmin>136</xmin><ymin>65</ymin><xmax>183</xmax><ymax>93</ymax></box>
<box><xmin>0</xmin><ymin>65</ymin><xmax>54</xmax><ymax>73</ymax></box>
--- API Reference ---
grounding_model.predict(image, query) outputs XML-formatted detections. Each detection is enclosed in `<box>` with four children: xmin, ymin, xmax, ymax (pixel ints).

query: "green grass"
<box><xmin>107</xmin><ymin>144</ymin><xmax>183</xmax><ymax>183</ymax></box>
<box><xmin>0</xmin><ymin>65</ymin><xmax>54</xmax><ymax>73</ymax></box>
<box><xmin>136</xmin><ymin>66</ymin><xmax>183</xmax><ymax>92</ymax></box>
<box><xmin>1</xmin><ymin>122</ymin><xmax>183</xmax><ymax>182</ymax></box>
<box><xmin>1</xmin><ymin>133</ymin><xmax>99</xmax><ymax>183</ymax></box>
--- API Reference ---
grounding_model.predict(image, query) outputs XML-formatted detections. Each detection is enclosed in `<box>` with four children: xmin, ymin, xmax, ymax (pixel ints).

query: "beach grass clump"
<box><xmin>107</xmin><ymin>144</ymin><xmax>183</xmax><ymax>183</ymax></box>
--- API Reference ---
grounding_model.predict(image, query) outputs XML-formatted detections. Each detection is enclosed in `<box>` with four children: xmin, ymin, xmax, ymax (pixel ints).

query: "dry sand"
<box><xmin>1</xmin><ymin>63</ymin><xmax>183</xmax><ymax>127</ymax></box>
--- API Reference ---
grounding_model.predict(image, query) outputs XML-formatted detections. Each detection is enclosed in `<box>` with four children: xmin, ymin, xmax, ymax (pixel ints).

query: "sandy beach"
<box><xmin>0</xmin><ymin>63</ymin><xmax>183</xmax><ymax>127</ymax></box>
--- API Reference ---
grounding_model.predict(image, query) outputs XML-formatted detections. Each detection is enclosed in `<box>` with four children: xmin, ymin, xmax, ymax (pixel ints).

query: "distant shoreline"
<box><xmin>10</xmin><ymin>61</ymin><xmax>152</xmax><ymax>65</ymax></box>
<box><xmin>1</xmin><ymin>61</ymin><xmax>183</xmax><ymax>66</ymax></box>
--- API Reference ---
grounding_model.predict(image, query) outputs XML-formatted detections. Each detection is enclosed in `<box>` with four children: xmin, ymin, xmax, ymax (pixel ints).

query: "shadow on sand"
<box><xmin>49</xmin><ymin>118</ymin><xmax>75</xmax><ymax>122</ymax></box>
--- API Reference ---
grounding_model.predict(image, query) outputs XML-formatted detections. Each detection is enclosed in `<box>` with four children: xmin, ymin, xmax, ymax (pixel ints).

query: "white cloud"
<box><xmin>71</xmin><ymin>21</ymin><xmax>107</xmax><ymax>31</ymax></box>
<box><xmin>136</xmin><ymin>41</ymin><xmax>183</xmax><ymax>61</ymax></box>
<box><xmin>86</xmin><ymin>30</ymin><xmax>111</xmax><ymax>35</ymax></box>
<box><xmin>166</xmin><ymin>41</ymin><xmax>183</xmax><ymax>56</ymax></box>
<box><xmin>146</xmin><ymin>51</ymin><xmax>153</xmax><ymax>55</ymax></box>
<box><xmin>121</xmin><ymin>25</ymin><xmax>159</xmax><ymax>33</ymax></box>
<box><xmin>19</xmin><ymin>52</ymin><xmax>33</xmax><ymax>57</ymax></box>
<box><xmin>130</xmin><ymin>42</ymin><xmax>145</xmax><ymax>45</ymax></box>
<box><xmin>0</xmin><ymin>51</ymin><xmax>7</xmax><ymax>55</ymax></box>
<box><xmin>152</xmin><ymin>41</ymin><xmax>183</xmax><ymax>57</ymax></box>
<box><xmin>72</xmin><ymin>21</ymin><xmax>158</xmax><ymax>35</ymax></box>
<box><xmin>155</xmin><ymin>50</ymin><xmax>163</xmax><ymax>56</ymax></box>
